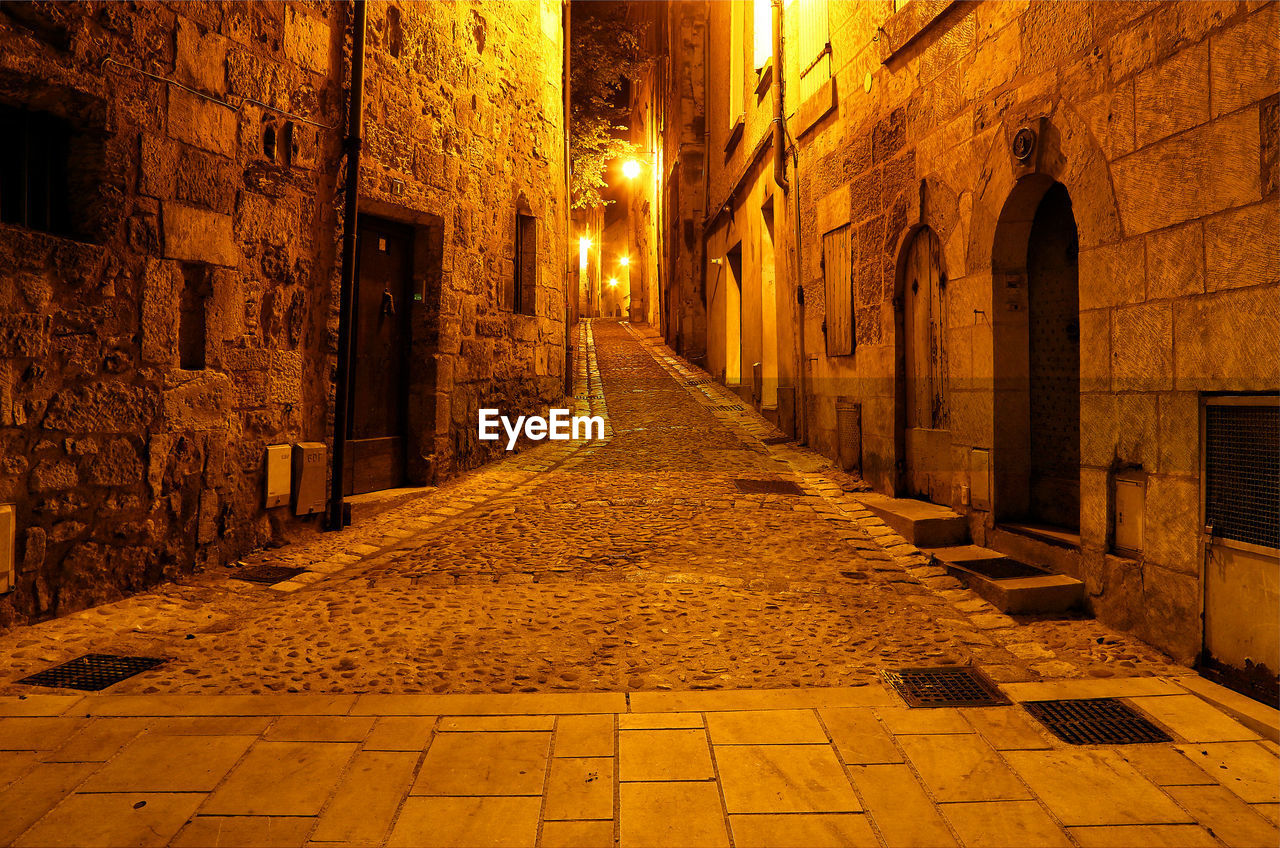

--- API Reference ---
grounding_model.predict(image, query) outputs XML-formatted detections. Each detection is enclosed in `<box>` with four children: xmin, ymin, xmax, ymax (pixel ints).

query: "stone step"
<box><xmin>925</xmin><ymin>544</ymin><xmax>1085</xmax><ymax>615</ymax></box>
<box><xmin>856</xmin><ymin>494</ymin><xmax>969</xmax><ymax>547</ymax></box>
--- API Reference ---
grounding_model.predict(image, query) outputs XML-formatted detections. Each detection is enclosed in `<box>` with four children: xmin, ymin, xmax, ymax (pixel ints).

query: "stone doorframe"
<box><xmin>351</xmin><ymin>198</ymin><xmax>446</xmax><ymax>485</ymax></box>
<box><xmin>967</xmin><ymin>100</ymin><xmax>1125</xmax><ymax>530</ymax></box>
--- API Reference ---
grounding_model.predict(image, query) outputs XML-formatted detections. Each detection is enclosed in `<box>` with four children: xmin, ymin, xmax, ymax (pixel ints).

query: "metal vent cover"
<box><xmin>19</xmin><ymin>654</ymin><xmax>166</xmax><ymax>691</ymax></box>
<box><xmin>733</xmin><ymin>478</ymin><xmax>805</xmax><ymax>496</ymax></box>
<box><xmin>1023</xmin><ymin>698</ymin><xmax>1172</xmax><ymax>745</ymax></box>
<box><xmin>1204</xmin><ymin>400</ymin><xmax>1279</xmax><ymax>550</ymax></box>
<box><xmin>883</xmin><ymin>666</ymin><xmax>1010</xmax><ymax>708</ymax></box>
<box><xmin>233</xmin><ymin>565</ymin><xmax>306</xmax><ymax>585</ymax></box>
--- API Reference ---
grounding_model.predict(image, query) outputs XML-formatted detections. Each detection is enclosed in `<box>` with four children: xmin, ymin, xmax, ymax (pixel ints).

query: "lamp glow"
<box><xmin>608</xmin><ymin>278</ymin><xmax>618</xmax><ymax>288</ymax></box>
<box><xmin>622</xmin><ymin>159</ymin><xmax>641</xmax><ymax>179</ymax></box>
<box><xmin>619</xmin><ymin>255</ymin><xmax>630</xmax><ymax>267</ymax></box>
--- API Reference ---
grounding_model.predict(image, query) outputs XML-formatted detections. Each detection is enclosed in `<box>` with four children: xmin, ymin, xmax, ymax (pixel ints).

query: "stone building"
<box><xmin>0</xmin><ymin>1</ymin><xmax>569</xmax><ymax>625</ymax></box>
<box><xmin>637</xmin><ymin>0</ymin><xmax>1278</xmax><ymax>680</ymax></box>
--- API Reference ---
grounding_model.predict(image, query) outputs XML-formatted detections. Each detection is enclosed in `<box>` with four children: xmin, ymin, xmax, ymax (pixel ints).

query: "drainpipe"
<box><xmin>563</xmin><ymin>0</ymin><xmax>574</xmax><ymax>397</ymax></box>
<box><xmin>771</xmin><ymin>0</ymin><xmax>788</xmax><ymax>194</ymax></box>
<box><xmin>327</xmin><ymin>0</ymin><xmax>367</xmax><ymax>531</ymax></box>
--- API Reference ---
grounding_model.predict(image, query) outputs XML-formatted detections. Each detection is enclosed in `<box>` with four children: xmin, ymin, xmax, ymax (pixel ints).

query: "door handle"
<box><xmin>382</xmin><ymin>288</ymin><xmax>395</xmax><ymax>316</ymax></box>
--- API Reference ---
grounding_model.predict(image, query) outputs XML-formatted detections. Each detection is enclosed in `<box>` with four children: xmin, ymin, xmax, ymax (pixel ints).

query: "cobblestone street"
<box><xmin>0</xmin><ymin>321</ymin><xmax>1184</xmax><ymax>696</ymax></box>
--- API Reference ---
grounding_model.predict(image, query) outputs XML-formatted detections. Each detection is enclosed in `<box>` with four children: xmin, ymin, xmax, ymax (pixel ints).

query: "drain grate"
<box><xmin>1023</xmin><ymin>698</ymin><xmax>1172</xmax><ymax>745</ymax></box>
<box><xmin>734</xmin><ymin>478</ymin><xmax>805</xmax><ymax>496</ymax></box>
<box><xmin>883</xmin><ymin>666</ymin><xmax>1010</xmax><ymax>708</ymax></box>
<box><xmin>715</xmin><ymin>404</ymin><xmax>745</xmax><ymax>411</ymax></box>
<box><xmin>233</xmin><ymin>565</ymin><xmax>306</xmax><ymax>585</ymax></box>
<box><xmin>19</xmin><ymin>654</ymin><xmax>167</xmax><ymax>691</ymax></box>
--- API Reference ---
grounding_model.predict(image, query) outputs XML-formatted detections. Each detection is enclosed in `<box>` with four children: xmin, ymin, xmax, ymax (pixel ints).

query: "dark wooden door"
<box><xmin>345</xmin><ymin>217</ymin><xmax>412</xmax><ymax>495</ymax></box>
<box><xmin>903</xmin><ymin>227</ymin><xmax>949</xmax><ymax>502</ymax></box>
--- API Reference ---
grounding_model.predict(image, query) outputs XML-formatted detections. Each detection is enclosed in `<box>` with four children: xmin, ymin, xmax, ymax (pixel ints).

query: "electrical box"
<box><xmin>969</xmin><ymin>449</ymin><xmax>991</xmax><ymax>510</ymax></box>
<box><xmin>265</xmin><ymin>445</ymin><xmax>292</xmax><ymax>508</ymax></box>
<box><xmin>293</xmin><ymin>442</ymin><xmax>327</xmax><ymax>516</ymax></box>
<box><xmin>1114</xmin><ymin>470</ymin><xmax>1146</xmax><ymax>557</ymax></box>
<box><xmin>1</xmin><ymin>504</ymin><xmax>15</xmax><ymax>594</ymax></box>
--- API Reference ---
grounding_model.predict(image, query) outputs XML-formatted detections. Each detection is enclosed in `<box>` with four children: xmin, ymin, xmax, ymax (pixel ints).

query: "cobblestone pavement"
<box><xmin>0</xmin><ymin>320</ymin><xmax>1186</xmax><ymax>696</ymax></box>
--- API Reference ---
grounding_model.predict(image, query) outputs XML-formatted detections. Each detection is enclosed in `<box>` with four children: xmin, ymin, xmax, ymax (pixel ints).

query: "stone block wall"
<box><xmin>0</xmin><ymin>1</ymin><xmax>567</xmax><ymax>628</ymax></box>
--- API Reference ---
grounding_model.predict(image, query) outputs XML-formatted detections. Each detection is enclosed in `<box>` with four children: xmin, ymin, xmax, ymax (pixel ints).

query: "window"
<box><xmin>386</xmin><ymin>6</ymin><xmax>402</xmax><ymax>58</ymax></box>
<box><xmin>0</xmin><ymin>105</ymin><xmax>71</xmax><ymax>235</ymax></box>
<box><xmin>514</xmin><ymin>212</ymin><xmax>537</xmax><ymax>315</ymax></box>
<box><xmin>728</xmin><ymin>1</ymin><xmax>744</xmax><ymax>126</ymax></box>
<box><xmin>179</xmin><ymin>264</ymin><xmax>210</xmax><ymax>370</ymax></box>
<box><xmin>796</xmin><ymin>0</ymin><xmax>831</xmax><ymax>103</ymax></box>
<box><xmin>753</xmin><ymin>0</ymin><xmax>772</xmax><ymax>71</ymax></box>
<box><xmin>822</xmin><ymin>225</ymin><xmax>852</xmax><ymax>356</ymax></box>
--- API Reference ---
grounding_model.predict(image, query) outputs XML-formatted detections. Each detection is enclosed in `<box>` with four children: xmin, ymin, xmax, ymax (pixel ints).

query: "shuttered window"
<box><xmin>753</xmin><ymin>0</ymin><xmax>772</xmax><ymax>70</ymax></box>
<box><xmin>729</xmin><ymin>1</ymin><xmax>745</xmax><ymax>126</ymax></box>
<box><xmin>823</xmin><ymin>225</ymin><xmax>853</xmax><ymax>356</ymax></box>
<box><xmin>796</xmin><ymin>0</ymin><xmax>831</xmax><ymax>103</ymax></box>
<box><xmin>514</xmin><ymin>212</ymin><xmax>537</xmax><ymax>315</ymax></box>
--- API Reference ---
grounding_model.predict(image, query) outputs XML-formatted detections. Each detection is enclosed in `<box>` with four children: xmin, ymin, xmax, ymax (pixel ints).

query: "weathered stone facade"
<box><xmin>651</xmin><ymin>0</ymin><xmax>1278</xmax><ymax>665</ymax></box>
<box><xmin>0</xmin><ymin>1</ymin><xmax>568</xmax><ymax>626</ymax></box>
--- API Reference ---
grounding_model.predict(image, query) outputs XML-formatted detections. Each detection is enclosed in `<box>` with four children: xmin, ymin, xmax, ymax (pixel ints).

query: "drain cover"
<box><xmin>734</xmin><ymin>478</ymin><xmax>805</xmax><ymax>496</ymax></box>
<box><xmin>233</xmin><ymin>565</ymin><xmax>306</xmax><ymax>585</ymax></box>
<box><xmin>1024</xmin><ymin>698</ymin><xmax>1172</xmax><ymax>745</ymax></box>
<box><xmin>883</xmin><ymin>666</ymin><xmax>1010</xmax><ymax>708</ymax></box>
<box><xmin>19</xmin><ymin>654</ymin><xmax>166</xmax><ymax>691</ymax></box>
<box><xmin>715</xmin><ymin>404</ymin><xmax>745</xmax><ymax>411</ymax></box>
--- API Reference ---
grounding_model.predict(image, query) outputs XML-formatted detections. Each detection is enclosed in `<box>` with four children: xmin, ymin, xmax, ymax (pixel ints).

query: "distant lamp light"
<box><xmin>578</xmin><ymin>236</ymin><xmax>592</xmax><ymax>267</ymax></box>
<box><xmin>622</xmin><ymin>159</ymin><xmax>642</xmax><ymax>179</ymax></box>
<box><xmin>608</xmin><ymin>278</ymin><xmax>619</xmax><ymax>288</ymax></box>
<box><xmin>619</xmin><ymin>255</ymin><xmax>630</xmax><ymax>267</ymax></box>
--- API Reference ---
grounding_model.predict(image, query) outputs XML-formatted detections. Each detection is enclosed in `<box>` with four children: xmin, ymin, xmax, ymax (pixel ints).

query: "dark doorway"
<box><xmin>900</xmin><ymin>227</ymin><xmax>949</xmax><ymax>503</ymax></box>
<box><xmin>345</xmin><ymin>215</ymin><xmax>414</xmax><ymax>495</ymax></box>
<box><xmin>1026</xmin><ymin>184</ymin><xmax>1080</xmax><ymax>530</ymax></box>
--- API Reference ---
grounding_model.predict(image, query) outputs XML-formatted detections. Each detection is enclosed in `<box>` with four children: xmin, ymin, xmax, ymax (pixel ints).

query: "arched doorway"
<box><xmin>897</xmin><ymin>227</ymin><xmax>949</xmax><ymax>503</ymax></box>
<box><xmin>992</xmin><ymin>178</ymin><xmax>1080</xmax><ymax>531</ymax></box>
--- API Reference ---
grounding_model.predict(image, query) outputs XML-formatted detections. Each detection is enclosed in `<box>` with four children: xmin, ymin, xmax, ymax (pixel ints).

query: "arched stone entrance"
<box><xmin>991</xmin><ymin>175</ymin><xmax>1081</xmax><ymax>531</ymax></box>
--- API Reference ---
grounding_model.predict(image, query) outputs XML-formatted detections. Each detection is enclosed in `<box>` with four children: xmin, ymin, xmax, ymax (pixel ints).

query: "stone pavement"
<box><xmin>0</xmin><ymin>680</ymin><xmax>1277</xmax><ymax>847</ymax></box>
<box><xmin>0</xmin><ymin>320</ymin><xmax>1276</xmax><ymax>845</ymax></box>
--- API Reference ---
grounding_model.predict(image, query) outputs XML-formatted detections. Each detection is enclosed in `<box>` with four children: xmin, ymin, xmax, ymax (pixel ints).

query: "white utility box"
<box><xmin>265</xmin><ymin>444</ymin><xmax>293</xmax><ymax>508</ymax></box>
<box><xmin>293</xmin><ymin>442</ymin><xmax>327</xmax><ymax>516</ymax></box>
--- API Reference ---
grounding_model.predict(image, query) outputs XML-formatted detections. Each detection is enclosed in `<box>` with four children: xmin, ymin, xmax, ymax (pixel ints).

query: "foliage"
<box><xmin>570</xmin><ymin>3</ymin><xmax>650</xmax><ymax>209</ymax></box>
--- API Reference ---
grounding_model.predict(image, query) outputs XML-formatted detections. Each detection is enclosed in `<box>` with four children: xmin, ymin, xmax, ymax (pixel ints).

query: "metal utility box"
<box><xmin>265</xmin><ymin>445</ymin><xmax>292</xmax><ymax>508</ymax></box>
<box><xmin>0</xmin><ymin>504</ymin><xmax>15</xmax><ymax>594</ymax></box>
<box><xmin>1114</xmin><ymin>469</ymin><xmax>1146</xmax><ymax>557</ymax></box>
<box><xmin>293</xmin><ymin>442</ymin><xmax>327</xmax><ymax>516</ymax></box>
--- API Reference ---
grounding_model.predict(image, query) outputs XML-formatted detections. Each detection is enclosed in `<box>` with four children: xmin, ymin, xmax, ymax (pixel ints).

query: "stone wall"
<box><xmin>0</xmin><ymin>1</ymin><xmax>567</xmax><ymax>628</ymax></box>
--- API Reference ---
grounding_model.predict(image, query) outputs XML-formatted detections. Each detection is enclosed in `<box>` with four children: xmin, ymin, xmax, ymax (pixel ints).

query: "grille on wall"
<box><xmin>1205</xmin><ymin>400</ymin><xmax>1279</xmax><ymax>550</ymax></box>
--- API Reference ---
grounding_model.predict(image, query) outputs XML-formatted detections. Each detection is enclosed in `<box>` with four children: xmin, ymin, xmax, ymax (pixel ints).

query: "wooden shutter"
<box><xmin>516</xmin><ymin>213</ymin><xmax>537</xmax><ymax>315</ymax></box>
<box><xmin>729</xmin><ymin>1</ymin><xmax>744</xmax><ymax>125</ymax></box>
<box><xmin>823</xmin><ymin>225</ymin><xmax>852</xmax><ymax>356</ymax></box>
<box><xmin>797</xmin><ymin>0</ymin><xmax>831</xmax><ymax>102</ymax></box>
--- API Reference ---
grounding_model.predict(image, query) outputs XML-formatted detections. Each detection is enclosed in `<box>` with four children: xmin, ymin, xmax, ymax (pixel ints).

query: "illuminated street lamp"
<box><xmin>622</xmin><ymin>159</ymin><xmax>641</xmax><ymax>180</ymax></box>
<box><xmin>619</xmin><ymin>255</ymin><xmax>630</xmax><ymax>267</ymax></box>
<box><xmin>608</xmin><ymin>278</ymin><xmax>618</xmax><ymax>288</ymax></box>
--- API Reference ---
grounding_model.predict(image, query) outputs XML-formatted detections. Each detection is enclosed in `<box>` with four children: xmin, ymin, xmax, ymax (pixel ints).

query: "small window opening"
<box><xmin>179</xmin><ymin>264</ymin><xmax>210</xmax><ymax>370</ymax></box>
<box><xmin>387</xmin><ymin>6</ymin><xmax>403</xmax><ymax>57</ymax></box>
<box><xmin>0</xmin><ymin>104</ymin><xmax>71</xmax><ymax>235</ymax></box>
<box><xmin>262</xmin><ymin>122</ymin><xmax>277</xmax><ymax>162</ymax></box>
<box><xmin>515</xmin><ymin>212</ymin><xmax>537</xmax><ymax>316</ymax></box>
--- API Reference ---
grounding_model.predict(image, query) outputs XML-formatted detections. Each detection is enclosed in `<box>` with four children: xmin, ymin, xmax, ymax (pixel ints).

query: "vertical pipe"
<box><xmin>327</xmin><ymin>0</ymin><xmax>367</xmax><ymax>531</ymax></box>
<box><xmin>564</xmin><ymin>0</ymin><xmax>574</xmax><ymax>397</ymax></box>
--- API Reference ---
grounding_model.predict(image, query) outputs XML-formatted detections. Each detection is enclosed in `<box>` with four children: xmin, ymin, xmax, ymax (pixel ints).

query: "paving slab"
<box><xmin>440</xmin><ymin>715</ymin><xmax>556</xmax><ymax>732</ymax></box>
<box><xmin>145</xmin><ymin>716</ymin><xmax>274</xmax><ymax>735</ymax></box>
<box><xmin>1004</xmin><ymin>749</ymin><xmax>1193</xmax><ymax>826</ymax></box>
<box><xmin>363</xmin><ymin>716</ymin><xmax>437</xmax><ymax>751</ymax></box>
<box><xmin>0</xmin><ymin>696</ymin><xmax>84</xmax><ymax>717</ymax></box>
<box><xmin>940</xmin><ymin>800</ymin><xmax>1072</xmax><ymax>847</ymax></box>
<box><xmin>540</xmin><ymin>820</ymin><xmax>615</xmax><ymax>848</ymax></box>
<box><xmin>543</xmin><ymin>757</ymin><xmax>614</xmax><ymax>820</ymax></box>
<box><xmin>201</xmin><ymin>740</ymin><xmax>358</xmax><ymax>816</ymax></box>
<box><xmin>961</xmin><ymin>706</ymin><xmax>1055</xmax><ymax>750</ymax></box>
<box><xmin>553</xmin><ymin>714</ymin><xmax>614</xmax><ymax>757</ymax></box>
<box><xmin>728</xmin><ymin>813</ymin><xmax>879</xmax><ymax>847</ymax></box>
<box><xmin>875</xmin><ymin>706</ymin><xmax>973</xmax><ymax>735</ymax></box>
<box><xmin>1175</xmin><ymin>741</ymin><xmax>1280</xmax><ymax>803</ymax></box>
<box><xmin>847</xmin><ymin>763</ymin><xmax>957</xmax><ymax>847</ymax></box>
<box><xmin>80</xmin><ymin>733</ymin><xmax>256</xmax><ymax>792</ymax></box>
<box><xmin>353</xmin><ymin>693</ymin><xmax>626</xmax><ymax>716</ymax></box>
<box><xmin>705</xmin><ymin>709</ymin><xmax>828</xmax><ymax>744</ymax></box>
<box><xmin>1067</xmin><ymin>824</ymin><xmax>1219</xmax><ymax>847</ymax></box>
<box><xmin>43</xmin><ymin>718</ymin><xmax>149</xmax><ymax>763</ymax></box>
<box><xmin>819</xmin><ymin>708</ymin><xmax>903</xmax><ymax>764</ymax></box>
<box><xmin>1001</xmin><ymin>677</ymin><xmax>1184</xmax><ymax>701</ymax></box>
<box><xmin>310</xmin><ymin>750</ymin><xmax>418</xmax><ymax>844</ymax></box>
<box><xmin>897</xmin><ymin>733</ymin><xmax>1033</xmax><ymax>802</ymax></box>
<box><xmin>263</xmin><ymin>715</ymin><xmax>375</xmax><ymax>742</ymax></box>
<box><xmin>619</xmin><ymin>781</ymin><xmax>730</xmax><ymax>848</ymax></box>
<box><xmin>83</xmin><ymin>695</ymin><xmax>357</xmax><ymax>717</ymax></box>
<box><xmin>616</xmin><ymin>712</ymin><xmax>703</xmax><ymax>729</ymax></box>
<box><xmin>715</xmin><ymin>744</ymin><xmax>861</xmax><ymax>813</ymax></box>
<box><xmin>619</xmin><ymin>728</ymin><xmax>714</xmax><ymax>781</ymax></box>
<box><xmin>0</xmin><ymin>751</ymin><xmax>38</xmax><ymax>789</ymax></box>
<box><xmin>170</xmin><ymin>815</ymin><xmax>313</xmax><ymax>847</ymax></box>
<box><xmin>1117</xmin><ymin>745</ymin><xmax>1219</xmax><ymax>786</ymax></box>
<box><xmin>629</xmin><ymin>686</ymin><xmax>895</xmax><ymax>713</ymax></box>
<box><xmin>412</xmin><ymin>730</ymin><xmax>550</xmax><ymax>796</ymax></box>
<box><xmin>388</xmin><ymin>796</ymin><xmax>542</xmax><ymax>848</ymax></box>
<box><xmin>1164</xmin><ymin>784</ymin><xmax>1280</xmax><ymax>847</ymax></box>
<box><xmin>1131</xmin><ymin>694</ymin><xmax>1262</xmax><ymax>743</ymax></box>
<box><xmin>0</xmin><ymin>717</ymin><xmax>87</xmax><ymax>751</ymax></box>
<box><xmin>13</xmin><ymin>792</ymin><xmax>204</xmax><ymax>848</ymax></box>
<box><xmin>0</xmin><ymin>762</ymin><xmax>97</xmax><ymax>845</ymax></box>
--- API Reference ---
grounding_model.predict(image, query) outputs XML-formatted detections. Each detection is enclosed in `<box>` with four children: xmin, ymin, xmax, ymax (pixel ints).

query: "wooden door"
<box><xmin>903</xmin><ymin>228</ymin><xmax>949</xmax><ymax>502</ymax></box>
<box><xmin>346</xmin><ymin>217</ymin><xmax>412</xmax><ymax>495</ymax></box>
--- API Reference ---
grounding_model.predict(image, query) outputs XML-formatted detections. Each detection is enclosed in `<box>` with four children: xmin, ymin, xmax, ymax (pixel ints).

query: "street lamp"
<box><xmin>619</xmin><ymin>255</ymin><xmax>630</xmax><ymax>267</ymax></box>
<box><xmin>622</xmin><ymin>159</ymin><xmax>641</xmax><ymax>180</ymax></box>
<box><xmin>608</xmin><ymin>278</ymin><xmax>618</xmax><ymax>288</ymax></box>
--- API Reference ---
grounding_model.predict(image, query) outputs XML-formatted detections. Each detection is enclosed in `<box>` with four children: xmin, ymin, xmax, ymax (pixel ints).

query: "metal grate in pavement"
<box><xmin>1023</xmin><ymin>698</ymin><xmax>1172</xmax><ymax>745</ymax></box>
<box><xmin>733</xmin><ymin>478</ymin><xmax>805</xmax><ymax>496</ymax></box>
<box><xmin>883</xmin><ymin>666</ymin><xmax>1009</xmax><ymax>708</ymax></box>
<box><xmin>19</xmin><ymin>654</ymin><xmax>167</xmax><ymax>691</ymax></box>
<box><xmin>233</xmin><ymin>565</ymin><xmax>306</xmax><ymax>585</ymax></box>
<box><xmin>715</xmin><ymin>403</ymin><xmax>746</xmax><ymax>411</ymax></box>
